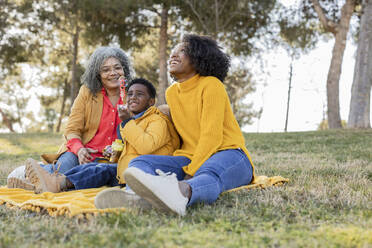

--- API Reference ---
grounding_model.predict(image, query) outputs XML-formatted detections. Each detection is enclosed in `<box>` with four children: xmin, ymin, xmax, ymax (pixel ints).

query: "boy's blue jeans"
<box><xmin>64</xmin><ymin>162</ymin><xmax>119</xmax><ymax>190</ymax></box>
<box><xmin>128</xmin><ymin>149</ymin><xmax>253</xmax><ymax>206</ymax></box>
<box><xmin>41</xmin><ymin>152</ymin><xmax>79</xmax><ymax>174</ymax></box>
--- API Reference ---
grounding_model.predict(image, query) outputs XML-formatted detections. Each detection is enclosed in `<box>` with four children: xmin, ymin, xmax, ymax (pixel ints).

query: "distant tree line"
<box><xmin>0</xmin><ymin>0</ymin><xmax>370</xmax><ymax>132</ymax></box>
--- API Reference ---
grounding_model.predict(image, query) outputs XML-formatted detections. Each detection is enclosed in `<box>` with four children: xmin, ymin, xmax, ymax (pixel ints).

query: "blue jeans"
<box><xmin>128</xmin><ymin>149</ymin><xmax>253</xmax><ymax>206</ymax></box>
<box><xmin>42</xmin><ymin>152</ymin><xmax>79</xmax><ymax>174</ymax></box>
<box><xmin>64</xmin><ymin>162</ymin><xmax>119</xmax><ymax>190</ymax></box>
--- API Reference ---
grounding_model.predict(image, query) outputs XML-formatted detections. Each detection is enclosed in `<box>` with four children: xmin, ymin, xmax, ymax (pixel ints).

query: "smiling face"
<box><xmin>168</xmin><ymin>42</ymin><xmax>196</xmax><ymax>82</ymax></box>
<box><xmin>99</xmin><ymin>57</ymin><xmax>124</xmax><ymax>90</ymax></box>
<box><xmin>126</xmin><ymin>83</ymin><xmax>155</xmax><ymax>114</ymax></box>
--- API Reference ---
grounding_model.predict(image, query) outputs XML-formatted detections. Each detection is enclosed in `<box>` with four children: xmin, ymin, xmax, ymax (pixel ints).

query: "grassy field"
<box><xmin>0</xmin><ymin>130</ymin><xmax>371</xmax><ymax>248</ymax></box>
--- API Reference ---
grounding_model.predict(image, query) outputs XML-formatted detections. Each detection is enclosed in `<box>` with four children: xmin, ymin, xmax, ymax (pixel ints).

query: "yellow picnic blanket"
<box><xmin>0</xmin><ymin>175</ymin><xmax>289</xmax><ymax>218</ymax></box>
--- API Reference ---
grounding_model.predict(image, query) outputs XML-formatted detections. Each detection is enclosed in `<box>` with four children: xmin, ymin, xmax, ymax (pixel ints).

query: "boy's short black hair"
<box><xmin>126</xmin><ymin>78</ymin><xmax>156</xmax><ymax>98</ymax></box>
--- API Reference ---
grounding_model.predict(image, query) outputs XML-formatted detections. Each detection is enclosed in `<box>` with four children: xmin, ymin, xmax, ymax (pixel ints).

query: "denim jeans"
<box><xmin>41</xmin><ymin>152</ymin><xmax>79</xmax><ymax>174</ymax></box>
<box><xmin>64</xmin><ymin>162</ymin><xmax>119</xmax><ymax>190</ymax></box>
<box><xmin>128</xmin><ymin>149</ymin><xmax>253</xmax><ymax>206</ymax></box>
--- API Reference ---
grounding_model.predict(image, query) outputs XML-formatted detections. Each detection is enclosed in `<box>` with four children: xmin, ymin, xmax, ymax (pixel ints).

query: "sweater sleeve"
<box><xmin>183</xmin><ymin>79</ymin><xmax>226</xmax><ymax>175</ymax></box>
<box><xmin>120</xmin><ymin>116</ymin><xmax>170</xmax><ymax>155</ymax></box>
<box><xmin>66</xmin><ymin>138</ymin><xmax>84</xmax><ymax>155</ymax></box>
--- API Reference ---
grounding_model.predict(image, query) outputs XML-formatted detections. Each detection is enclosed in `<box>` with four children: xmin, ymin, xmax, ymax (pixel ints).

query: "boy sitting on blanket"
<box><xmin>25</xmin><ymin>78</ymin><xmax>179</xmax><ymax>207</ymax></box>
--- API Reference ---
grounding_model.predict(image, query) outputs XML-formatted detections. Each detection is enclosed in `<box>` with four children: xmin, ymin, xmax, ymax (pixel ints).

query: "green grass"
<box><xmin>0</xmin><ymin>130</ymin><xmax>371</xmax><ymax>247</ymax></box>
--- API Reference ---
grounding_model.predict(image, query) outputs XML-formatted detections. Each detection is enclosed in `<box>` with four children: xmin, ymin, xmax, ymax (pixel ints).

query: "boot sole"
<box><xmin>7</xmin><ymin>177</ymin><xmax>35</xmax><ymax>191</ymax></box>
<box><xmin>124</xmin><ymin>168</ymin><xmax>184</xmax><ymax>215</ymax></box>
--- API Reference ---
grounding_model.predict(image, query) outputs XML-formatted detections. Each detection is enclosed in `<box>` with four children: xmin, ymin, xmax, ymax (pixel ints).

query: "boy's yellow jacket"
<box><xmin>116</xmin><ymin>106</ymin><xmax>180</xmax><ymax>183</ymax></box>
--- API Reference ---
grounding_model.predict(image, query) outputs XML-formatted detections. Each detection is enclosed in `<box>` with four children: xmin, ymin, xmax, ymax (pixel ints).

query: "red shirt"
<box><xmin>66</xmin><ymin>87</ymin><xmax>123</xmax><ymax>160</ymax></box>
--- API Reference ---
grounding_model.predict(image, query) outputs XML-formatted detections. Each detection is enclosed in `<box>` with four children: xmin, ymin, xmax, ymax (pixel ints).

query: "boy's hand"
<box><xmin>118</xmin><ymin>104</ymin><xmax>132</xmax><ymax>121</ymax></box>
<box><xmin>102</xmin><ymin>145</ymin><xmax>113</xmax><ymax>158</ymax></box>
<box><xmin>158</xmin><ymin>104</ymin><xmax>171</xmax><ymax>119</ymax></box>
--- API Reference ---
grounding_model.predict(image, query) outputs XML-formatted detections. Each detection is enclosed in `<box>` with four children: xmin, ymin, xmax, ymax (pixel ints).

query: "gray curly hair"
<box><xmin>81</xmin><ymin>46</ymin><xmax>132</xmax><ymax>95</ymax></box>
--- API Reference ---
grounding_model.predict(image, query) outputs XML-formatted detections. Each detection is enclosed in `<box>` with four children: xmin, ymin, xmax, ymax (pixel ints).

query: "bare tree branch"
<box><xmin>149</xmin><ymin>6</ymin><xmax>161</xmax><ymax>16</ymax></box>
<box><xmin>220</xmin><ymin>11</ymin><xmax>240</xmax><ymax>31</ymax></box>
<box><xmin>311</xmin><ymin>0</ymin><xmax>337</xmax><ymax>34</ymax></box>
<box><xmin>136</xmin><ymin>23</ymin><xmax>160</xmax><ymax>29</ymax></box>
<box><xmin>219</xmin><ymin>0</ymin><xmax>230</xmax><ymax>16</ymax></box>
<box><xmin>215</xmin><ymin>0</ymin><xmax>219</xmax><ymax>36</ymax></box>
<box><xmin>339</xmin><ymin>0</ymin><xmax>356</xmax><ymax>30</ymax></box>
<box><xmin>184</xmin><ymin>0</ymin><xmax>209</xmax><ymax>33</ymax></box>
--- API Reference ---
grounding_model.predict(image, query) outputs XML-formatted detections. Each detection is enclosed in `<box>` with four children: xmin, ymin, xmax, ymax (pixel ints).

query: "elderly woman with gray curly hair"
<box><xmin>7</xmin><ymin>47</ymin><xmax>132</xmax><ymax>190</ymax></box>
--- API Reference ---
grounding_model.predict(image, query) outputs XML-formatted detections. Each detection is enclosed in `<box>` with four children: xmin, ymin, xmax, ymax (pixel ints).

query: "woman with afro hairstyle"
<box><xmin>103</xmin><ymin>34</ymin><xmax>255</xmax><ymax>216</ymax></box>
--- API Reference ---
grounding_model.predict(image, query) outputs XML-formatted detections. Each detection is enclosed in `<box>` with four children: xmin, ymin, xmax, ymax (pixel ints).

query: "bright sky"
<box><xmin>242</xmin><ymin>0</ymin><xmax>357</xmax><ymax>133</ymax></box>
<box><xmin>242</xmin><ymin>39</ymin><xmax>356</xmax><ymax>133</ymax></box>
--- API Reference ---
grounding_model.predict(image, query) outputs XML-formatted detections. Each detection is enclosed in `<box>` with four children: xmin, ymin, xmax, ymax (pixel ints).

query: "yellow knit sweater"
<box><xmin>166</xmin><ymin>74</ymin><xmax>255</xmax><ymax>177</ymax></box>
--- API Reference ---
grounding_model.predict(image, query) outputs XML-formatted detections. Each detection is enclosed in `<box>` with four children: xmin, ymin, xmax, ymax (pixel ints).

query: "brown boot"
<box><xmin>25</xmin><ymin>158</ymin><xmax>66</xmax><ymax>194</ymax></box>
<box><xmin>25</xmin><ymin>158</ymin><xmax>41</xmax><ymax>185</ymax></box>
<box><xmin>7</xmin><ymin>177</ymin><xmax>35</xmax><ymax>191</ymax></box>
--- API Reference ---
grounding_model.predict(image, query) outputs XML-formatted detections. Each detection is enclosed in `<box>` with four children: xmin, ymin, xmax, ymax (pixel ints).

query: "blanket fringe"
<box><xmin>0</xmin><ymin>175</ymin><xmax>289</xmax><ymax>218</ymax></box>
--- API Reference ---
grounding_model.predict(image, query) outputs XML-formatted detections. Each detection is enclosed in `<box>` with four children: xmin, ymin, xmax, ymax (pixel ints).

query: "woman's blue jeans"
<box><xmin>128</xmin><ymin>149</ymin><xmax>253</xmax><ymax>206</ymax></box>
<box><xmin>41</xmin><ymin>152</ymin><xmax>79</xmax><ymax>174</ymax></box>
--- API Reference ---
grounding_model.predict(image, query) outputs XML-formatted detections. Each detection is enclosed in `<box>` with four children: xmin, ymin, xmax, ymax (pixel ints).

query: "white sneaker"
<box><xmin>7</xmin><ymin>165</ymin><xmax>26</xmax><ymax>180</ymax></box>
<box><xmin>123</xmin><ymin>168</ymin><xmax>188</xmax><ymax>216</ymax></box>
<box><xmin>94</xmin><ymin>187</ymin><xmax>152</xmax><ymax>210</ymax></box>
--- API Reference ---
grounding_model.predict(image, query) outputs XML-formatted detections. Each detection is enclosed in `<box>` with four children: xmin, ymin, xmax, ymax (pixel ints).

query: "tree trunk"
<box><xmin>56</xmin><ymin>79</ymin><xmax>69</xmax><ymax>132</ymax></box>
<box><xmin>348</xmin><ymin>0</ymin><xmax>372</xmax><ymax>128</ymax></box>
<box><xmin>284</xmin><ymin>58</ymin><xmax>293</xmax><ymax>132</ymax></box>
<box><xmin>214</xmin><ymin>0</ymin><xmax>219</xmax><ymax>39</ymax></box>
<box><xmin>0</xmin><ymin>108</ymin><xmax>15</xmax><ymax>132</ymax></box>
<box><xmin>326</xmin><ymin>0</ymin><xmax>355</xmax><ymax>129</ymax></box>
<box><xmin>14</xmin><ymin>97</ymin><xmax>24</xmax><ymax>132</ymax></box>
<box><xmin>156</xmin><ymin>6</ymin><xmax>169</xmax><ymax>106</ymax></box>
<box><xmin>70</xmin><ymin>25</ymin><xmax>80</xmax><ymax>107</ymax></box>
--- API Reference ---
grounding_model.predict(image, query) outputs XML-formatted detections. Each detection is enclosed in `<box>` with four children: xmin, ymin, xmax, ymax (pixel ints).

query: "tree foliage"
<box><xmin>0</xmin><ymin>1</ymin><xmax>43</xmax><ymax>76</ymax></box>
<box><xmin>0</xmin><ymin>0</ymin><xmax>278</xmax><ymax>132</ymax></box>
<box><xmin>225</xmin><ymin>65</ymin><xmax>261</xmax><ymax>127</ymax></box>
<box><xmin>83</xmin><ymin>0</ymin><xmax>183</xmax><ymax>105</ymax></box>
<box><xmin>181</xmin><ymin>0</ymin><xmax>276</xmax><ymax>56</ymax></box>
<box><xmin>3</xmin><ymin>0</ymin><xmax>365</xmax><ymax>133</ymax></box>
<box><xmin>278</xmin><ymin>4</ymin><xmax>319</xmax><ymax>57</ymax></box>
<box><xmin>0</xmin><ymin>1</ymin><xmax>43</xmax><ymax>131</ymax></box>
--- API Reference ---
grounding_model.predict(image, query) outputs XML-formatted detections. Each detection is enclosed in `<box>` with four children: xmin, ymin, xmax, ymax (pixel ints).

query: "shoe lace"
<box><xmin>155</xmin><ymin>169</ymin><xmax>177</xmax><ymax>180</ymax></box>
<box><xmin>51</xmin><ymin>161</ymin><xmax>62</xmax><ymax>176</ymax></box>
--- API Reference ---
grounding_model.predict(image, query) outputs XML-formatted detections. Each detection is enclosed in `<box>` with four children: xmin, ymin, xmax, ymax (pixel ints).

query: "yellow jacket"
<box><xmin>116</xmin><ymin>106</ymin><xmax>180</xmax><ymax>183</ymax></box>
<box><xmin>41</xmin><ymin>85</ymin><xmax>104</xmax><ymax>163</ymax></box>
<box><xmin>166</xmin><ymin>74</ymin><xmax>255</xmax><ymax>179</ymax></box>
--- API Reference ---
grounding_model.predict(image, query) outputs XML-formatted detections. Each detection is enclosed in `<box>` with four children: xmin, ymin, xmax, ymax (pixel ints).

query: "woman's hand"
<box><xmin>117</xmin><ymin>104</ymin><xmax>132</xmax><ymax>121</ymax></box>
<box><xmin>77</xmin><ymin>147</ymin><xmax>98</xmax><ymax>164</ymax></box>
